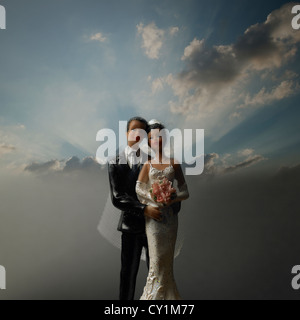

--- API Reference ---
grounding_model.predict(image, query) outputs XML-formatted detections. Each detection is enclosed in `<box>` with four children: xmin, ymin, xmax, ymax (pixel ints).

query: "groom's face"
<box><xmin>127</xmin><ymin>120</ymin><xmax>147</xmax><ymax>148</ymax></box>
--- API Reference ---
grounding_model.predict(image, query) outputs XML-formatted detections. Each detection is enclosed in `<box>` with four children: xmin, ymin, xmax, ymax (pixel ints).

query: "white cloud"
<box><xmin>238</xmin><ymin>148</ymin><xmax>254</xmax><ymax>157</ymax></box>
<box><xmin>165</xmin><ymin>73</ymin><xmax>191</xmax><ymax>99</ymax></box>
<box><xmin>90</xmin><ymin>32</ymin><xmax>107</xmax><ymax>42</ymax></box>
<box><xmin>169</xmin><ymin>26</ymin><xmax>179</xmax><ymax>36</ymax></box>
<box><xmin>151</xmin><ymin>77</ymin><xmax>164</xmax><ymax>94</ymax></box>
<box><xmin>239</xmin><ymin>80</ymin><xmax>298</xmax><ymax>108</ymax></box>
<box><xmin>137</xmin><ymin>22</ymin><xmax>165</xmax><ymax>59</ymax></box>
<box><xmin>181</xmin><ymin>38</ymin><xmax>205</xmax><ymax>61</ymax></box>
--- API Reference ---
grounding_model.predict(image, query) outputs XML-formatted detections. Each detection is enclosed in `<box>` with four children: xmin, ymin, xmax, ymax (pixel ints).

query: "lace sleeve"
<box><xmin>176</xmin><ymin>182</ymin><xmax>189</xmax><ymax>201</ymax></box>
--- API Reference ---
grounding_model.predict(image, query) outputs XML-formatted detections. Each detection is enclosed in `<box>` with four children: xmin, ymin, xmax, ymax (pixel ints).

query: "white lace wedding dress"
<box><xmin>136</xmin><ymin>163</ymin><xmax>185</xmax><ymax>300</ymax></box>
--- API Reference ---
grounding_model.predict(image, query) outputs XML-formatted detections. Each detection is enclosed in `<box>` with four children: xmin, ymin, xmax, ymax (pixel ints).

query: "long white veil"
<box><xmin>97</xmin><ymin>192</ymin><xmax>185</xmax><ymax>261</ymax></box>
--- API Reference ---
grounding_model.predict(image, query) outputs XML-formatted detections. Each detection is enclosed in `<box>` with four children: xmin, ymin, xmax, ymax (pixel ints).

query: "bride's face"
<box><xmin>148</xmin><ymin>129</ymin><xmax>163</xmax><ymax>151</ymax></box>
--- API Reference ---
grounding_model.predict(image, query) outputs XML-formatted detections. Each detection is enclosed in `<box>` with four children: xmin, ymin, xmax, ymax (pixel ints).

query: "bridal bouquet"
<box><xmin>150</xmin><ymin>177</ymin><xmax>177</xmax><ymax>205</ymax></box>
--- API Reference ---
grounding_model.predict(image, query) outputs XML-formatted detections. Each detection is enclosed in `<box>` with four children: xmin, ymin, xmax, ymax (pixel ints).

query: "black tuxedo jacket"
<box><xmin>108</xmin><ymin>149</ymin><xmax>181</xmax><ymax>234</ymax></box>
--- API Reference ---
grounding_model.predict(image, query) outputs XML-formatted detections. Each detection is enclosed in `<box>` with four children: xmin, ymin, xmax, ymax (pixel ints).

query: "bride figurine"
<box><xmin>135</xmin><ymin>120</ymin><xmax>189</xmax><ymax>300</ymax></box>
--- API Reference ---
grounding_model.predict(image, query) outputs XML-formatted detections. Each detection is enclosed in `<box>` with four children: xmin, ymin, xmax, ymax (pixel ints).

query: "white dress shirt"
<box><xmin>124</xmin><ymin>145</ymin><xmax>142</xmax><ymax>169</ymax></box>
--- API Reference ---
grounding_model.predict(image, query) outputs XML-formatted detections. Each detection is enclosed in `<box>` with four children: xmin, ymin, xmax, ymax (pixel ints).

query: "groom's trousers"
<box><xmin>120</xmin><ymin>232</ymin><xmax>149</xmax><ymax>300</ymax></box>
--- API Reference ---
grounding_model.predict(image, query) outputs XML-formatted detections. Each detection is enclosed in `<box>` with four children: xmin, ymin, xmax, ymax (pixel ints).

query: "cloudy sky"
<box><xmin>1</xmin><ymin>0</ymin><xmax>300</xmax><ymax>300</ymax></box>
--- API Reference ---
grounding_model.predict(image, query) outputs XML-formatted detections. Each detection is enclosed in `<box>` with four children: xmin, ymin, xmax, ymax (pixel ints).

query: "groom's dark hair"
<box><xmin>127</xmin><ymin>116</ymin><xmax>149</xmax><ymax>133</ymax></box>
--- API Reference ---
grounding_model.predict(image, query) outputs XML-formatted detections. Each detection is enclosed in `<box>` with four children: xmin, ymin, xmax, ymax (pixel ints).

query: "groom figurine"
<box><xmin>108</xmin><ymin>116</ymin><xmax>180</xmax><ymax>300</ymax></box>
<box><xmin>108</xmin><ymin>116</ymin><xmax>159</xmax><ymax>300</ymax></box>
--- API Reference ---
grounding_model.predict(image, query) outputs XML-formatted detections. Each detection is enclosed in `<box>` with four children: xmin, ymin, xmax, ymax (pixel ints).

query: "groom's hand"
<box><xmin>144</xmin><ymin>205</ymin><xmax>162</xmax><ymax>221</ymax></box>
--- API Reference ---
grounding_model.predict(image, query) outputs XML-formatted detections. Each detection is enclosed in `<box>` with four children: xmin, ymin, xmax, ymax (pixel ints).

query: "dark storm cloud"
<box><xmin>63</xmin><ymin>156</ymin><xmax>105</xmax><ymax>172</ymax></box>
<box><xmin>272</xmin><ymin>162</ymin><xmax>300</xmax><ymax>186</ymax></box>
<box><xmin>179</xmin><ymin>3</ymin><xmax>300</xmax><ymax>89</ymax></box>
<box><xmin>24</xmin><ymin>156</ymin><xmax>104</xmax><ymax>175</ymax></box>
<box><xmin>167</xmin><ymin>3</ymin><xmax>300</xmax><ymax>116</ymax></box>
<box><xmin>24</xmin><ymin>159</ymin><xmax>59</xmax><ymax>173</ymax></box>
<box><xmin>195</xmin><ymin>151</ymin><xmax>266</xmax><ymax>178</ymax></box>
<box><xmin>222</xmin><ymin>154</ymin><xmax>266</xmax><ymax>174</ymax></box>
<box><xmin>234</xmin><ymin>2</ymin><xmax>300</xmax><ymax>69</ymax></box>
<box><xmin>180</xmin><ymin>40</ymin><xmax>242</xmax><ymax>88</ymax></box>
<box><xmin>24</xmin><ymin>150</ymin><xmax>264</xmax><ymax>179</ymax></box>
<box><xmin>63</xmin><ymin>156</ymin><xmax>81</xmax><ymax>171</ymax></box>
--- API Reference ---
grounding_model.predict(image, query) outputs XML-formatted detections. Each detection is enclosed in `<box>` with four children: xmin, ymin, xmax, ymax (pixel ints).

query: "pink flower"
<box><xmin>150</xmin><ymin>177</ymin><xmax>176</xmax><ymax>204</ymax></box>
<box><xmin>156</xmin><ymin>195</ymin><xmax>164</xmax><ymax>203</ymax></box>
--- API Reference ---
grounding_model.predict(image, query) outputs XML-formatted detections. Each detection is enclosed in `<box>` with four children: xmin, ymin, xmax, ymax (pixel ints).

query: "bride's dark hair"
<box><xmin>148</xmin><ymin>122</ymin><xmax>165</xmax><ymax>131</ymax></box>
